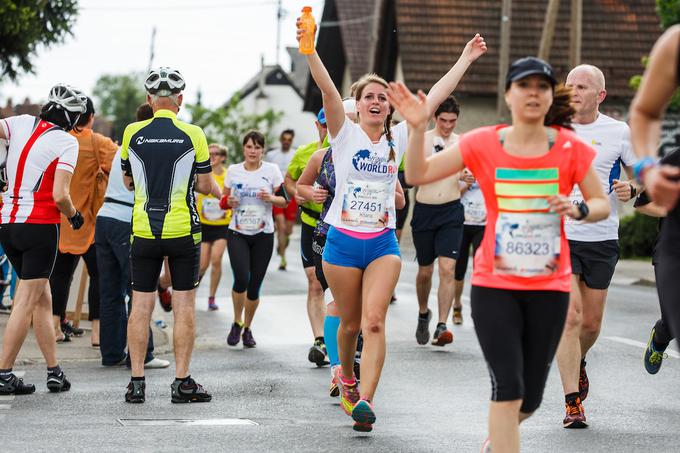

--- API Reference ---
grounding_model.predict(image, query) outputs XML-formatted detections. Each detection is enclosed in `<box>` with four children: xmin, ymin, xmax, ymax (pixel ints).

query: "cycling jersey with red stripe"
<box><xmin>0</xmin><ymin>115</ymin><xmax>78</xmax><ymax>224</ymax></box>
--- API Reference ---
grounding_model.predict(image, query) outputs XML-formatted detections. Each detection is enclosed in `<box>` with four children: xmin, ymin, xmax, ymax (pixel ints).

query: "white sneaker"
<box><xmin>144</xmin><ymin>358</ymin><xmax>170</xmax><ymax>369</ymax></box>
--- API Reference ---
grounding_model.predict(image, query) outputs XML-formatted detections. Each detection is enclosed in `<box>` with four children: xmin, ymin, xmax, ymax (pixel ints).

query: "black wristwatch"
<box><xmin>574</xmin><ymin>201</ymin><xmax>589</xmax><ymax>221</ymax></box>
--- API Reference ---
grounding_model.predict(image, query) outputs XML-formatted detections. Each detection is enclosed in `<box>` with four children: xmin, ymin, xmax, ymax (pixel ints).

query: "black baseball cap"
<box><xmin>505</xmin><ymin>57</ymin><xmax>557</xmax><ymax>89</ymax></box>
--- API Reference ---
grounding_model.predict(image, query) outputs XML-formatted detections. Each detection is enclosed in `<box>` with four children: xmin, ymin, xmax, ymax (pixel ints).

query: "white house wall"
<box><xmin>240</xmin><ymin>85</ymin><xmax>319</xmax><ymax>149</ymax></box>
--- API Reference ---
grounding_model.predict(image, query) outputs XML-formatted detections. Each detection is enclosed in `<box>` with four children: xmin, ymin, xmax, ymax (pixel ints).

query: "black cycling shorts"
<box><xmin>300</xmin><ymin>221</ymin><xmax>315</xmax><ymax>268</ymax></box>
<box><xmin>454</xmin><ymin>224</ymin><xmax>485</xmax><ymax>281</ymax></box>
<box><xmin>411</xmin><ymin>200</ymin><xmax>464</xmax><ymax>266</ymax></box>
<box><xmin>201</xmin><ymin>224</ymin><xmax>229</xmax><ymax>243</ymax></box>
<box><xmin>471</xmin><ymin>285</ymin><xmax>569</xmax><ymax>414</ymax></box>
<box><xmin>312</xmin><ymin>233</ymin><xmax>328</xmax><ymax>291</ymax></box>
<box><xmin>130</xmin><ymin>235</ymin><xmax>200</xmax><ymax>292</ymax></box>
<box><xmin>0</xmin><ymin>223</ymin><xmax>59</xmax><ymax>280</ymax></box>
<box><xmin>569</xmin><ymin>239</ymin><xmax>619</xmax><ymax>290</ymax></box>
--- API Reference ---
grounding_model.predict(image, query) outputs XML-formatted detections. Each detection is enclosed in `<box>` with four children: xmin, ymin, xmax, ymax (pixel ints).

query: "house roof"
<box><xmin>303</xmin><ymin>0</ymin><xmax>378</xmax><ymax>112</ymax></box>
<box><xmin>393</xmin><ymin>0</ymin><xmax>661</xmax><ymax>99</ymax></box>
<box><xmin>238</xmin><ymin>65</ymin><xmax>303</xmax><ymax>101</ymax></box>
<box><xmin>335</xmin><ymin>0</ymin><xmax>378</xmax><ymax>83</ymax></box>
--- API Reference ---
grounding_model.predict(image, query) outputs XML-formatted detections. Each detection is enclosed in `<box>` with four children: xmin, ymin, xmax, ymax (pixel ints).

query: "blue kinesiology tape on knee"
<box><xmin>324</xmin><ymin>315</ymin><xmax>341</xmax><ymax>367</ymax></box>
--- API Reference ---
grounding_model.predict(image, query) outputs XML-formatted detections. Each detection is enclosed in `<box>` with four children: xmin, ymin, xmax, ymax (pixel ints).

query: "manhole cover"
<box><xmin>117</xmin><ymin>418</ymin><xmax>258</xmax><ymax>426</ymax></box>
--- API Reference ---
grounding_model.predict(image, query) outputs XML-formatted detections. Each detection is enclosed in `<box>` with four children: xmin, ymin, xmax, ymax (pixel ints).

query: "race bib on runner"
<box><xmin>494</xmin><ymin>212</ymin><xmax>561</xmax><ymax>277</ymax></box>
<box><xmin>235</xmin><ymin>205</ymin><xmax>266</xmax><ymax>231</ymax></box>
<box><xmin>341</xmin><ymin>179</ymin><xmax>389</xmax><ymax>228</ymax></box>
<box><xmin>463</xmin><ymin>200</ymin><xmax>486</xmax><ymax>224</ymax></box>
<box><xmin>202</xmin><ymin>198</ymin><xmax>226</xmax><ymax>221</ymax></box>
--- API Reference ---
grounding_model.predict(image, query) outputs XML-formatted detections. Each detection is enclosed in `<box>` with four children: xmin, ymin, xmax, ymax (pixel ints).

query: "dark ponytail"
<box><xmin>545</xmin><ymin>84</ymin><xmax>575</xmax><ymax>130</ymax></box>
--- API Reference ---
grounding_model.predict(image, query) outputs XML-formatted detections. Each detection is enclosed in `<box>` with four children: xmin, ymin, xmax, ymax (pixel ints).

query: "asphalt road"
<box><xmin>1</xmin><ymin>236</ymin><xmax>678</xmax><ymax>452</ymax></box>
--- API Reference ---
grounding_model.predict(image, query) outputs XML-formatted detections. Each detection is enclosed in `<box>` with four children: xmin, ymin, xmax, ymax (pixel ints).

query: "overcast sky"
<box><xmin>0</xmin><ymin>0</ymin><xmax>324</xmax><ymax>109</ymax></box>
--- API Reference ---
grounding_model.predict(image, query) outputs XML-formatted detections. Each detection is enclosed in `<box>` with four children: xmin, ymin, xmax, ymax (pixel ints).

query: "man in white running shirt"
<box><xmin>411</xmin><ymin>97</ymin><xmax>464</xmax><ymax>347</ymax></box>
<box><xmin>557</xmin><ymin>64</ymin><xmax>640</xmax><ymax>429</ymax></box>
<box><xmin>266</xmin><ymin>129</ymin><xmax>296</xmax><ymax>270</ymax></box>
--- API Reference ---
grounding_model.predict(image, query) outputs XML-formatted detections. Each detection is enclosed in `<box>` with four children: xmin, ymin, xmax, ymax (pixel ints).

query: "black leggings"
<box><xmin>227</xmin><ymin>230</ymin><xmax>274</xmax><ymax>300</ymax></box>
<box><xmin>471</xmin><ymin>285</ymin><xmax>569</xmax><ymax>413</ymax></box>
<box><xmin>655</xmin><ymin>251</ymin><xmax>680</xmax><ymax>348</ymax></box>
<box><xmin>50</xmin><ymin>244</ymin><xmax>100</xmax><ymax>321</ymax></box>
<box><xmin>454</xmin><ymin>224</ymin><xmax>484</xmax><ymax>281</ymax></box>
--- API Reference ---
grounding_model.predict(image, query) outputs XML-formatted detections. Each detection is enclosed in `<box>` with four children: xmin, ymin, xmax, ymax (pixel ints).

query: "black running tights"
<box><xmin>471</xmin><ymin>285</ymin><xmax>569</xmax><ymax>414</ymax></box>
<box><xmin>226</xmin><ymin>230</ymin><xmax>274</xmax><ymax>300</ymax></box>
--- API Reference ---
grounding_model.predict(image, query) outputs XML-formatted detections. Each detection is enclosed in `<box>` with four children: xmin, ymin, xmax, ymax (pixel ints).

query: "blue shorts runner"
<box><xmin>322</xmin><ymin>226</ymin><xmax>400</xmax><ymax>270</ymax></box>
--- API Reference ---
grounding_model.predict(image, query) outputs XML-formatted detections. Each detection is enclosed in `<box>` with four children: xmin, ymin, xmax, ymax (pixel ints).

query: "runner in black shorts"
<box><xmin>411</xmin><ymin>97</ymin><xmax>464</xmax><ymax>347</ymax></box>
<box><xmin>630</xmin><ymin>25</ymin><xmax>680</xmax><ymax>349</ymax></box>
<box><xmin>0</xmin><ymin>83</ymin><xmax>86</xmax><ymax>395</ymax></box>
<box><xmin>121</xmin><ymin>67</ymin><xmax>222</xmax><ymax>404</ymax></box>
<box><xmin>284</xmin><ymin>109</ymin><xmax>328</xmax><ymax>365</ymax></box>
<box><xmin>557</xmin><ymin>64</ymin><xmax>639</xmax><ymax>429</ymax></box>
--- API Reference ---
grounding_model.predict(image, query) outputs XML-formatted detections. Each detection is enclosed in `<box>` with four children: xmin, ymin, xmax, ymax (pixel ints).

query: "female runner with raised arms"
<box><xmin>297</xmin><ymin>18</ymin><xmax>486</xmax><ymax>431</ymax></box>
<box><xmin>387</xmin><ymin>58</ymin><xmax>610</xmax><ymax>452</ymax></box>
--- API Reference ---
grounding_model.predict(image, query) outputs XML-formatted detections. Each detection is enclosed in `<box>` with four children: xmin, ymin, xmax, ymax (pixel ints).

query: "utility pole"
<box><xmin>569</xmin><ymin>0</ymin><xmax>582</xmax><ymax>68</ymax></box>
<box><xmin>275</xmin><ymin>0</ymin><xmax>283</xmax><ymax>66</ymax></box>
<box><xmin>147</xmin><ymin>26</ymin><xmax>156</xmax><ymax>73</ymax></box>
<box><xmin>538</xmin><ymin>0</ymin><xmax>560</xmax><ymax>60</ymax></box>
<box><xmin>497</xmin><ymin>0</ymin><xmax>512</xmax><ymax>121</ymax></box>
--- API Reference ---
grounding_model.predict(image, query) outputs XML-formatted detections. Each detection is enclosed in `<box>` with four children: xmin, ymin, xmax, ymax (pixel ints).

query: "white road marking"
<box><xmin>117</xmin><ymin>418</ymin><xmax>259</xmax><ymax>426</ymax></box>
<box><xmin>602</xmin><ymin>336</ymin><xmax>679</xmax><ymax>359</ymax></box>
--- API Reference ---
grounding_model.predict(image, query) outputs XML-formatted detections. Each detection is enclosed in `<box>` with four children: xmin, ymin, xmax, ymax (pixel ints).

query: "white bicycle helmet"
<box><xmin>44</xmin><ymin>84</ymin><xmax>88</xmax><ymax>130</ymax></box>
<box><xmin>46</xmin><ymin>84</ymin><xmax>88</xmax><ymax>113</ymax></box>
<box><xmin>145</xmin><ymin>67</ymin><xmax>186</xmax><ymax>96</ymax></box>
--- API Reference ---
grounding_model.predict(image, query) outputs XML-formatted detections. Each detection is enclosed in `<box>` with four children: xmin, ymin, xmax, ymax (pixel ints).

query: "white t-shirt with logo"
<box><xmin>224</xmin><ymin>162</ymin><xmax>283</xmax><ymax>235</ymax></box>
<box><xmin>325</xmin><ymin>117</ymin><xmax>408</xmax><ymax>233</ymax></box>
<box><xmin>265</xmin><ymin>148</ymin><xmax>295</xmax><ymax>177</ymax></box>
<box><xmin>565</xmin><ymin>113</ymin><xmax>637</xmax><ymax>242</ymax></box>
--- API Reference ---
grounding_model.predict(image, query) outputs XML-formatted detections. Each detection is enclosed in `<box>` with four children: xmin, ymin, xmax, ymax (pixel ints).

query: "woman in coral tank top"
<box><xmin>388</xmin><ymin>57</ymin><xmax>611</xmax><ymax>453</ymax></box>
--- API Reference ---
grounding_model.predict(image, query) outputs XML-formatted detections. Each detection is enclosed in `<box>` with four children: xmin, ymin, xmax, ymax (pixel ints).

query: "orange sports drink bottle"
<box><xmin>299</xmin><ymin>6</ymin><xmax>315</xmax><ymax>55</ymax></box>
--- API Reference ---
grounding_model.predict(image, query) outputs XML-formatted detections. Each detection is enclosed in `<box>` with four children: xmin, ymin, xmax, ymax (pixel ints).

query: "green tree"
<box><xmin>188</xmin><ymin>94</ymin><xmax>283</xmax><ymax>165</ymax></box>
<box><xmin>0</xmin><ymin>1</ymin><xmax>79</xmax><ymax>81</ymax></box>
<box><xmin>629</xmin><ymin>56</ymin><xmax>680</xmax><ymax>112</ymax></box>
<box><xmin>92</xmin><ymin>72</ymin><xmax>146</xmax><ymax>142</ymax></box>
<box><xmin>656</xmin><ymin>0</ymin><xmax>680</xmax><ymax>29</ymax></box>
<box><xmin>629</xmin><ymin>0</ymin><xmax>680</xmax><ymax>112</ymax></box>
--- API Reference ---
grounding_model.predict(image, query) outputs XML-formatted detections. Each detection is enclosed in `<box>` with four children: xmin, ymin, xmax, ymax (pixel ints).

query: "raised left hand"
<box><xmin>462</xmin><ymin>33</ymin><xmax>488</xmax><ymax>63</ymax></box>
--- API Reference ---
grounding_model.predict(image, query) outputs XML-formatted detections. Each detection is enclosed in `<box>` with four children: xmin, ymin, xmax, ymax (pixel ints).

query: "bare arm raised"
<box><xmin>387</xmin><ymin>82</ymin><xmax>465</xmax><ymax>186</ymax></box>
<box><xmin>296</xmin><ymin>22</ymin><xmax>344</xmax><ymax>139</ymax></box>
<box><xmin>425</xmin><ymin>34</ymin><xmax>487</xmax><ymax>117</ymax></box>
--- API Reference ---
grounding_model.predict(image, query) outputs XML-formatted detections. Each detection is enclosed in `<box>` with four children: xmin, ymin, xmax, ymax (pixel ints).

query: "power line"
<box><xmin>82</xmin><ymin>1</ymin><xmax>278</xmax><ymax>11</ymax></box>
